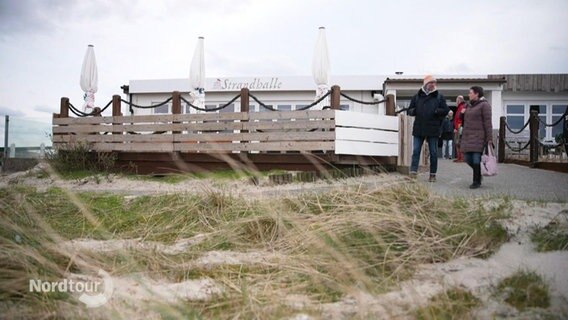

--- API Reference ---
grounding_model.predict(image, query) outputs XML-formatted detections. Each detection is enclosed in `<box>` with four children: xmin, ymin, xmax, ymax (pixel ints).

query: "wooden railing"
<box><xmin>52</xmin><ymin>110</ymin><xmax>400</xmax><ymax>156</ymax></box>
<box><xmin>498</xmin><ymin>110</ymin><xmax>568</xmax><ymax>167</ymax></box>
<box><xmin>53</xmin><ymin>86</ymin><xmax>400</xmax><ymax>159</ymax></box>
<box><xmin>53</xmin><ymin>110</ymin><xmax>336</xmax><ymax>153</ymax></box>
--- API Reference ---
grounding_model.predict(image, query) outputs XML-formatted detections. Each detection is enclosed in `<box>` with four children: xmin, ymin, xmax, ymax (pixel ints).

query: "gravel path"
<box><xmin>420</xmin><ymin>160</ymin><xmax>568</xmax><ymax>202</ymax></box>
<box><xmin>2</xmin><ymin>161</ymin><xmax>567</xmax><ymax>202</ymax></box>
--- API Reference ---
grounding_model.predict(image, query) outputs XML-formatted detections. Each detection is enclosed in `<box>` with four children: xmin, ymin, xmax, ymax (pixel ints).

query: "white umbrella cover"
<box><xmin>189</xmin><ymin>37</ymin><xmax>205</xmax><ymax>111</ymax></box>
<box><xmin>312</xmin><ymin>27</ymin><xmax>330</xmax><ymax>108</ymax></box>
<box><xmin>80</xmin><ymin>44</ymin><xmax>98</xmax><ymax>111</ymax></box>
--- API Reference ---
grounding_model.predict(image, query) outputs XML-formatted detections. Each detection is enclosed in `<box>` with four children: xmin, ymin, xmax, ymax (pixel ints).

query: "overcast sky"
<box><xmin>1</xmin><ymin>0</ymin><xmax>567</xmax><ymax>146</ymax></box>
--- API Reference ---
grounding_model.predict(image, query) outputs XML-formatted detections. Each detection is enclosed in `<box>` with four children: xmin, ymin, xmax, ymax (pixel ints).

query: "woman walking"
<box><xmin>460</xmin><ymin>86</ymin><xmax>493</xmax><ymax>189</ymax></box>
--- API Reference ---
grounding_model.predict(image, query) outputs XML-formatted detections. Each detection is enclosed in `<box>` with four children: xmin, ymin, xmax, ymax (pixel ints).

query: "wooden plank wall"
<box><xmin>52</xmin><ymin>110</ymin><xmax>336</xmax><ymax>153</ymax></box>
<box><xmin>490</xmin><ymin>74</ymin><xmax>568</xmax><ymax>92</ymax></box>
<box><xmin>334</xmin><ymin>110</ymin><xmax>399</xmax><ymax>156</ymax></box>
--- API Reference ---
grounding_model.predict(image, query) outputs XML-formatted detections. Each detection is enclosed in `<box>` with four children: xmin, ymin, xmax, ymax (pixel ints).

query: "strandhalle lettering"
<box><xmin>220</xmin><ymin>78</ymin><xmax>283</xmax><ymax>90</ymax></box>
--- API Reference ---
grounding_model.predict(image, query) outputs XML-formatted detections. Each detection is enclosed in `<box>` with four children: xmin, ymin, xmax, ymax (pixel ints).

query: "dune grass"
<box><xmin>531</xmin><ymin>214</ymin><xmax>568</xmax><ymax>252</ymax></box>
<box><xmin>496</xmin><ymin>270</ymin><xmax>550</xmax><ymax>311</ymax></box>
<box><xmin>0</xmin><ymin>171</ymin><xmax>512</xmax><ymax>319</ymax></box>
<box><xmin>125</xmin><ymin>169</ymin><xmax>289</xmax><ymax>184</ymax></box>
<box><xmin>415</xmin><ymin>288</ymin><xmax>480</xmax><ymax>320</ymax></box>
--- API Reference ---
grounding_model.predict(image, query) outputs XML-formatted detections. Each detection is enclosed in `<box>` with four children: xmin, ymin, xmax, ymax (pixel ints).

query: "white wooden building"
<box><xmin>124</xmin><ymin>75</ymin><xmax>387</xmax><ymax>115</ymax></box>
<box><xmin>125</xmin><ymin>74</ymin><xmax>567</xmax><ymax>142</ymax></box>
<box><xmin>121</xmin><ymin>74</ymin><xmax>567</xmax><ymax>160</ymax></box>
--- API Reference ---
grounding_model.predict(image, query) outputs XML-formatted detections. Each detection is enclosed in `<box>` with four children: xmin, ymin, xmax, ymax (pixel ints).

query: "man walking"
<box><xmin>407</xmin><ymin>75</ymin><xmax>449</xmax><ymax>182</ymax></box>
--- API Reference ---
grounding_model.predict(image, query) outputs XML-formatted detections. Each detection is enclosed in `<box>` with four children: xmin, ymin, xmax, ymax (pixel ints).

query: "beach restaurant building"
<box><xmin>124</xmin><ymin>74</ymin><xmax>568</xmax><ymax>142</ymax></box>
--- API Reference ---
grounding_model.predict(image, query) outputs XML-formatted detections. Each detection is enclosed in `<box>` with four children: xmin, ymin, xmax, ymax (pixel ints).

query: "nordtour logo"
<box><xmin>29</xmin><ymin>269</ymin><xmax>114</xmax><ymax>308</ymax></box>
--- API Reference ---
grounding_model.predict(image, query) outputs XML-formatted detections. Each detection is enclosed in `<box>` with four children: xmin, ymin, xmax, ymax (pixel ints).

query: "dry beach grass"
<box><xmin>0</xmin><ymin>162</ymin><xmax>567</xmax><ymax>319</ymax></box>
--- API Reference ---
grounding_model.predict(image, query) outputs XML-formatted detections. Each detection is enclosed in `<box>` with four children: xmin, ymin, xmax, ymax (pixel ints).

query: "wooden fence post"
<box><xmin>172</xmin><ymin>91</ymin><xmax>181</xmax><ymax>135</ymax></box>
<box><xmin>397</xmin><ymin>114</ymin><xmax>408</xmax><ymax>173</ymax></box>
<box><xmin>240</xmin><ymin>88</ymin><xmax>250</xmax><ymax>148</ymax></box>
<box><xmin>385</xmin><ymin>94</ymin><xmax>395</xmax><ymax>116</ymax></box>
<box><xmin>112</xmin><ymin>95</ymin><xmax>122</xmax><ymax>135</ymax></box>
<box><xmin>529</xmin><ymin>110</ymin><xmax>539</xmax><ymax>167</ymax></box>
<box><xmin>59</xmin><ymin>97</ymin><xmax>69</xmax><ymax>118</ymax></box>
<box><xmin>240</xmin><ymin>88</ymin><xmax>249</xmax><ymax>113</ymax></box>
<box><xmin>396</xmin><ymin>114</ymin><xmax>421</xmax><ymax>174</ymax></box>
<box><xmin>330</xmin><ymin>85</ymin><xmax>340</xmax><ymax>110</ymax></box>
<box><xmin>52</xmin><ymin>97</ymin><xmax>70</xmax><ymax>143</ymax></box>
<box><xmin>498</xmin><ymin>116</ymin><xmax>506</xmax><ymax>163</ymax></box>
<box><xmin>562</xmin><ymin>113</ymin><xmax>568</xmax><ymax>160</ymax></box>
<box><xmin>112</xmin><ymin>95</ymin><xmax>122</xmax><ymax>117</ymax></box>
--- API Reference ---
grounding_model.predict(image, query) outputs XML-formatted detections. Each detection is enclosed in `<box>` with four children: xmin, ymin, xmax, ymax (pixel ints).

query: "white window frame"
<box><xmin>505</xmin><ymin>101</ymin><xmax>568</xmax><ymax>140</ymax></box>
<box><xmin>152</xmin><ymin>102</ymin><xmax>170</xmax><ymax>114</ymax></box>
<box><xmin>505</xmin><ymin>104</ymin><xmax>526</xmax><ymax>135</ymax></box>
<box><xmin>551</xmin><ymin>104</ymin><xmax>568</xmax><ymax>141</ymax></box>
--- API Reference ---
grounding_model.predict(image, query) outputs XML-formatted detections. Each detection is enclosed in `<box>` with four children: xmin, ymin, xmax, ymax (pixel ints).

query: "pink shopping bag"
<box><xmin>481</xmin><ymin>143</ymin><xmax>498</xmax><ymax>176</ymax></box>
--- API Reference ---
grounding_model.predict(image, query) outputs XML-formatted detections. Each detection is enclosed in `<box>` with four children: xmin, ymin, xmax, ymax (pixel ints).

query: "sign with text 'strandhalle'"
<box><xmin>211</xmin><ymin>77</ymin><xmax>283</xmax><ymax>91</ymax></box>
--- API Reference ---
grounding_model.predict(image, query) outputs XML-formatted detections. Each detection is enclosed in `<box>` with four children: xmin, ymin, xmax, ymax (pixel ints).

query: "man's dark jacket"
<box><xmin>407</xmin><ymin>89</ymin><xmax>450</xmax><ymax>137</ymax></box>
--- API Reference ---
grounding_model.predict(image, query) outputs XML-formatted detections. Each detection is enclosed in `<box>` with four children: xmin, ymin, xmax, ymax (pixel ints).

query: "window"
<box><xmin>340</xmin><ymin>104</ymin><xmax>350</xmax><ymax>111</ymax></box>
<box><xmin>552</xmin><ymin>105</ymin><xmax>567</xmax><ymax>114</ymax></box>
<box><xmin>277</xmin><ymin>104</ymin><xmax>292</xmax><ymax>112</ymax></box>
<box><xmin>295</xmin><ymin>104</ymin><xmax>307</xmax><ymax>110</ymax></box>
<box><xmin>505</xmin><ymin>103</ymin><xmax>567</xmax><ymax>140</ymax></box>
<box><xmin>552</xmin><ymin>105</ymin><xmax>567</xmax><ymax>140</ymax></box>
<box><xmin>153</xmin><ymin>102</ymin><xmax>169</xmax><ymax>114</ymax></box>
<box><xmin>506</xmin><ymin>105</ymin><xmax>525</xmax><ymax>130</ymax></box>
<box><xmin>530</xmin><ymin>105</ymin><xmax>547</xmax><ymax>139</ymax></box>
<box><xmin>205</xmin><ymin>104</ymin><xmax>217</xmax><ymax>111</ymax></box>
<box><xmin>219</xmin><ymin>103</ymin><xmax>235</xmax><ymax>113</ymax></box>
<box><xmin>507</xmin><ymin>105</ymin><xmax>524</xmax><ymax>114</ymax></box>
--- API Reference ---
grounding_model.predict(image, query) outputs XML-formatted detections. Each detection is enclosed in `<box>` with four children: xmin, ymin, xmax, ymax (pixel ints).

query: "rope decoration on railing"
<box><xmin>505</xmin><ymin>119</ymin><xmax>530</xmax><ymax>134</ymax></box>
<box><xmin>68</xmin><ymin>103</ymin><xmax>90</xmax><ymax>117</ymax></box>
<box><xmin>504</xmin><ymin>140</ymin><xmax>531</xmax><ymax>153</ymax></box>
<box><xmin>68</xmin><ymin>100</ymin><xmax>112</xmax><ymax>117</ymax></box>
<box><xmin>339</xmin><ymin>93</ymin><xmax>386</xmax><ymax>105</ymax></box>
<box><xmin>502</xmin><ymin>117</ymin><xmax>532</xmax><ymax>153</ymax></box>
<box><xmin>248</xmin><ymin>93</ymin><xmax>278</xmax><ymax>111</ymax></box>
<box><xmin>395</xmin><ymin>107</ymin><xmax>410</xmax><ymax>115</ymax></box>
<box><xmin>536</xmin><ymin>108</ymin><xmax>568</xmax><ymax>127</ymax></box>
<box><xmin>121</xmin><ymin>97</ymin><xmax>173</xmax><ymax>114</ymax></box>
<box><xmin>249</xmin><ymin>91</ymin><xmax>331</xmax><ymax>111</ymax></box>
<box><xmin>501</xmin><ymin>107</ymin><xmax>567</xmax><ymax>155</ymax></box>
<box><xmin>297</xmin><ymin>91</ymin><xmax>331</xmax><ymax>110</ymax></box>
<box><xmin>180</xmin><ymin>94</ymin><xmax>240</xmax><ymax>112</ymax></box>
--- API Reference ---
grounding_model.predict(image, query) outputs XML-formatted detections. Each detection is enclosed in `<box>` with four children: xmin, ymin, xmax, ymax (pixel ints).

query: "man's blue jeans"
<box><xmin>410</xmin><ymin>136</ymin><xmax>439</xmax><ymax>174</ymax></box>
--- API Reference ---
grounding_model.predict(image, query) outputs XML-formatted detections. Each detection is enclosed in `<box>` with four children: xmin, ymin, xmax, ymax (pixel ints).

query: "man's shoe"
<box><xmin>409</xmin><ymin>172</ymin><xmax>418</xmax><ymax>179</ymax></box>
<box><xmin>469</xmin><ymin>182</ymin><xmax>481</xmax><ymax>189</ymax></box>
<box><xmin>429</xmin><ymin>175</ymin><xmax>436</xmax><ymax>182</ymax></box>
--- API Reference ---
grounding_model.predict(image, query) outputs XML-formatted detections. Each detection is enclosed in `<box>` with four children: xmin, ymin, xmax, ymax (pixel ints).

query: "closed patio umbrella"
<box><xmin>189</xmin><ymin>37</ymin><xmax>205</xmax><ymax>111</ymax></box>
<box><xmin>80</xmin><ymin>44</ymin><xmax>98</xmax><ymax>111</ymax></box>
<box><xmin>312</xmin><ymin>27</ymin><xmax>330</xmax><ymax>109</ymax></box>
